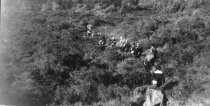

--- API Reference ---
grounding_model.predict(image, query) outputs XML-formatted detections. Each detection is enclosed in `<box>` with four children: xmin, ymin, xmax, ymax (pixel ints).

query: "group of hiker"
<box><xmin>84</xmin><ymin>23</ymin><xmax>168</xmax><ymax>105</ymax></box>
<box><xmin>85</xmin><ymin>23</ymin><xmax>165</xmax><ymax>83</ymax></box>
<box><xmin>109</xmin><ymin>36</ymin><xmax>144</xmax><ymax>58</ymax></box>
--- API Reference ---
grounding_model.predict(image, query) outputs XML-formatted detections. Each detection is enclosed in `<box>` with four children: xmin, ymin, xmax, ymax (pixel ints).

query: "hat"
<box><xmin>154</xmin><ymin>70</ymin><xmax>163</xmax><ymax>74</ymax></box>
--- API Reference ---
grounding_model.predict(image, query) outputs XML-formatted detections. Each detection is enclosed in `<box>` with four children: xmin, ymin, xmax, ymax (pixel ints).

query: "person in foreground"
<box><xmin>143</xmin><ymin>66</ymin><xmax>168</xmax><ymax>106</ymax></box>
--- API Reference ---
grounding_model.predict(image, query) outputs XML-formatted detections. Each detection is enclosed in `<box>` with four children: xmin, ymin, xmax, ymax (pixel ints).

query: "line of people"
<box><xmin>85</xmin><ymin>24</ymin><xmax>159</xmax><ymax>63</ymax></box>
<box><xmin>84</xmin><ymin>24</ymin><xmax>101</xmax><ymax>38</ymax></box>
<box><xmin>101</xmin><ymin>35</ymin><xmax>144</xmax><ymax>58</ymax></box>
<box><xmin>85</xmin><ymin>24</ymin><xmax>160</xmax><ymax>62</ymax></box>
<box><xmin>84</xmin><ymin>24</ymin><xmax>143</xmax><ymax>56</ymax></box>
<box><xmin>101</xmin><ymin>35</ymin><xmax>168</xmax><ymax>105</ymax></box>
<box><xmin>85</xmin><ymin>23</ymin><xmax>168</xmax><ymax>105</ymax></box>
<box><xmin>85</xmin><ymin>24</ymin><xmax>165</xmax><ymax>84</ymax></box>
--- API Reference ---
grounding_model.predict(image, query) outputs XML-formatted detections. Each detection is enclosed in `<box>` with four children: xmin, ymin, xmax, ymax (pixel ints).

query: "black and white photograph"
<box><xmin>0</xmin><ymin>0</ymin><xmax>210</xmax><ymax>106</ymax></box>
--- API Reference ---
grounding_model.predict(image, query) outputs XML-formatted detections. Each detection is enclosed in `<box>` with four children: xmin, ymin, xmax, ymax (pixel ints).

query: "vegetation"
<box><xmin>1</xmin><ymin>0</ymin><xmax>210</xmax><ymax>105</ymax></box>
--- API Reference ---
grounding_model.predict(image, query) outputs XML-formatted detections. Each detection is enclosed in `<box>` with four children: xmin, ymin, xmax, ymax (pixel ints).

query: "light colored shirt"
<box><xmin>152</xmin><ymin>79</ymin><xmax>157</xmax><ymax>85</ymax></box>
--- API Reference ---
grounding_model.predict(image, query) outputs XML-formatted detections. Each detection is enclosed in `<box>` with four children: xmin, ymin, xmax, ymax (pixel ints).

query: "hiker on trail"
<box><xmin>99</xmin><ymin>36</ymin><xmax>106</xmax><ymax>51</ymax></box>
<box><xmin>145</xmin><ymin>46</ymin><xmax>154</xmax><ymax>62</ymax></box>
<box><xmin>110</xmin><ymin>36</ymin><xmax>117</xmax><ymax>47</ymax></box>
<box><xmin>151</xmin><ymin>45</ymin><xmax>158</xmax><ymax>59</ymax></box>
<box><xmin>144</xmin><ymin>59</ymin><xmax>151</xmax><ymax>72</ymax></box>
<box><xmin>87</xmin><ymin>24</ymin><xmax>93</xmax><ymax>30</ymax></box>
<box><xmin>118</xmin><ymin>36</ymin><xmax>128</xmax><ymax>52</ymax></box>
<box><xmin>99</xmin><ymin>36</ymin><xmax>106</xmax><ymax>45</ymax></box>
<box><xmin>150</xmin><ymin>66</ymin><xmax>168</xmax><ymax>106</ymax></box>
<box><xmin>134</xmin><ymin>43</ymin><xmax>143</xmax><ymax>58</ymax></box>
<box><xmin>131</xmin><ymin>42</ymin><xmax>136</xmax><ymax>54</ymax></box>
<box><xmin>131</xmin><ymin>67</ymin><xmax>168</xmax><ymax>106</ymax></box>
<box><xmin>150</xmin><ymin>66</ymin><xmax>165</xmax><ymax>87</ymax></box>
<box><xmin>86</xmin><ymin>24</ymin><xmax>93</xmax><ymax>37</ymax></box>
<box><xmin>118</xmin><ymin>36</ymin><xmax>127</xmax><ymax>47</ymax></box>
<box><xmin>144</xmin><ymin>45</ymin><xmax>158</xmax><ymax>69</ymax></box>
<box><xmin>144</xmin><ymin>46</ymin><xmax>154</xmax><ymax>72</ymax></box>
<box><xmin>151</xmin><ymin>45</ymin><xmax>158</xmax><ymax>66</ymax></box>
<box><xmin>87</xmin><ymin>29</ymin><xmax>92</xmax><ymax>37</ymax></box>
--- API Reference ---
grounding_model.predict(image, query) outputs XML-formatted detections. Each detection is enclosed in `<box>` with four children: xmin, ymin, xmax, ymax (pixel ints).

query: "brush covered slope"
<box><xmin>0</xmin><ymin>0</ymin><xmax>210</xmax><ymax>106</ymax></box>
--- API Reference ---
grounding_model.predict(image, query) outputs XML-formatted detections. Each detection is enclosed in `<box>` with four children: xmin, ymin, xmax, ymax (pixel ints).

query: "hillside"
<box><xmin>1</xmin><ymin>0</ymin><xmax>210</xmax><ymax>106</ymax></box>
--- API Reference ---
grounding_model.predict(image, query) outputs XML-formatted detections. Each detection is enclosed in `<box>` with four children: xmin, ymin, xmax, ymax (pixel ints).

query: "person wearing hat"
<box><xmin>150</xmin><ymin>66</ymin><xmax>168</xmax><ymax>106</ymax></box>
<box><xmin>150</xmin><ymin>66</ymin><xmax>165</xmax><ymax>87</ymax></box>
